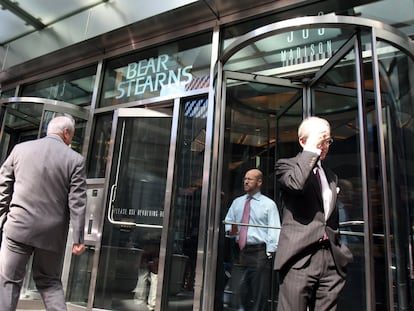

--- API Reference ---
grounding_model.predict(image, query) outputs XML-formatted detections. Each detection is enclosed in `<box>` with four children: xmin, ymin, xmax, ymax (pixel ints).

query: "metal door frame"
<box><xmin>87</xmin><ymin>100</ymin><xmax>180</xmax><ymax>311</ymax></box>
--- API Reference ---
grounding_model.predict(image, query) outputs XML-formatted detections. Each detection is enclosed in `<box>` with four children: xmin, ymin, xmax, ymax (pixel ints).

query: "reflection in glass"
<box><xmin>20</xmin><ymin>66</ymin><xmax>96</xmax><ymax>106</ymax></box>
<box><xmin>87</xmin><ymin>113</ymin><xmax>113</xmax><ymax>178</ymax></box>
<box><xmin>165</xmin><ymin>97</ymin><xmax>207</xmax><ymax>310</ymax></box>
<box><xmin>0</xmin><ymin>89</ymin><xmax>15</xmax><ymax>98</ymax></box>
<box><xmin>218</xmin><ymin>78</ymin><xmax>302</xmax><ymax>310</ymax></box>
<box><xmin>377</xmin><ymin>40</ymin><xmax>414</xmax><ymax>310</ymax></box>
<box><xmin>0</xmin><ymin>102</ymin><xmax>43</xmax><ymax>164</ymax></box>
<box><xmin>94</xmin><ymin>110</ymin><xmax>172</xmax><ymax>311</ymax></box>
<box><xmin>66</xmin><ymin>246</ymin><xmax>95</xmax><ymax>306</ymax></box>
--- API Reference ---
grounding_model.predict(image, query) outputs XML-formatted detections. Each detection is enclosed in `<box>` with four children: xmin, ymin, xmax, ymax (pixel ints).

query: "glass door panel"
<box><xmin>163</xmin><ymin>96</ymin><xmax>208</xmax><ymax>310</ymax></box>
<box><xmin>0</xmin><ymin>102</ymin><xmax>43</xmax><ymax>164</ymax></box>
<box><xmin>218</xmin><ymin>73</ymin><xmax>302</xmax><ymax>311</ymax></box>
<box><xmin>376</xmin><ymin>40</ymin><xmax>414</xmax><ymax>310</ymax></box>
<box><xmin>94</xmin><ymin>107</ymin><xmax>173</xmax><ymax>311</ymax></box>
<box><xmin>311</xmin><ymin>40</ymin><xmax>368</xmax><ymax>310</ymax></box>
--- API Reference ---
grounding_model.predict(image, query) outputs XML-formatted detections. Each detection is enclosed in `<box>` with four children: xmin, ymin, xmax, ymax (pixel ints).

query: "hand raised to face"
<box><xmin>304</xmin><ymin>125</ymin><xmax>330</xmax><ymax>150</ymax></box>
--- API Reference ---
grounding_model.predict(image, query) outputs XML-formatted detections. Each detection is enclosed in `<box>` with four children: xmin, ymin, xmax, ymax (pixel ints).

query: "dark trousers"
<box><xmin>239</xmin><ymin>244</ymin><xmax>272</xmax><ymax>311</ymax></box>
<box><xmin>0</xmin><ymin>235</ymin><xmax>66</xmax><ymax>311</ymax></box>
<box><xmin>277</xmin><ymin>246</ymin><xmax>345</xmax><ymax>311</ymax></box>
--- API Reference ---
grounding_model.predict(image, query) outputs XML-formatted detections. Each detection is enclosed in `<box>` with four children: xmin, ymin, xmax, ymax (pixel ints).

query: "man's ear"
<box><xmin>299</xmin><ymin>137</ymin><xmax>306</xmax><ymax>148</ymax></box>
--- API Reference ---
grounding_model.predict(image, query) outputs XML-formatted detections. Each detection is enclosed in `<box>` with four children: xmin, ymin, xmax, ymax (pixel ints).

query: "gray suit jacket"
<box><xmin>0</xmin><ymin>134</ymin><xmax>87</xmax><ymax>253</ymax></box>
<box><xmin>274</xmin><ymin>151</ymin><xmax>353</xmax><ymax>278</ymax></box>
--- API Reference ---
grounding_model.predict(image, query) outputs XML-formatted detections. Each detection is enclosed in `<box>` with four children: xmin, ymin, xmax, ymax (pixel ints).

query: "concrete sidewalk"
<box><xmin>16</xmin><ymin>299</ymin><xmax>45</xmax><ymax>310</ymax></box>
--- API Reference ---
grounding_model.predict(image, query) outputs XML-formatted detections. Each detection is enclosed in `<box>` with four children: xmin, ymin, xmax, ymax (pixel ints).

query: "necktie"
<box><xmin>316</xmin><ymin>165</ymin><xmax>329</xmax><ymax>240</ymax></box>
<box><xmin>238</xmin><ymin>196</ymin><xmax>251</xmax><ymax>250</ymax></box>
<box><xmin>315</xmin><ymin>166</ymin><xmax>322</xmax><ymax>189</ymax></box>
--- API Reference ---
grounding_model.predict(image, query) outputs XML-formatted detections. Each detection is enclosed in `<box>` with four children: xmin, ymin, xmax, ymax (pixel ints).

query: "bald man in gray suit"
<box><xmin>274</xmin><ymin>117</ymin><xmax>353</xmax><ymax>311</ymax></box>
<box><xmin>0</xmin><ymin>115</ymin><xmax>87</xmax><ymax>311</ymax></box>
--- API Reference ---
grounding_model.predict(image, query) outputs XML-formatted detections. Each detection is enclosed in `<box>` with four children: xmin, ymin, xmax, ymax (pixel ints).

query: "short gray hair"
<box><xmin>47</xmin><ymin>115</ymin><xmax>75</xmax><ymax>135</ymax></box>
<box><xmin>298</xmin><ymin>116</ymin><xmax>330</xmax><ymax>139</ymax></box>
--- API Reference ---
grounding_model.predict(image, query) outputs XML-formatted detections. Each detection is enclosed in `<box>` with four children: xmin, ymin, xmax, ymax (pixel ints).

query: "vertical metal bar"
<box><xmin>199</xmin><ymin>24</ymin><xmax>221</xmax><ymax>311</ymax></box>
<box><xmin>370</xmin><ymin>28</ymin><xmax>395</xmax><ymax>310</ymax></box>
<box><xmin>82</xmin><ymin>60</ymin><xmax>104</xmax><ymax>158</ymax></box>
<box><xmin>355</xmin><ymin>30</ymin><xmax>374</xmax><ymax>311</ymax></box>
<box><xmin>158</xmin><ymin>98</ymin><xmax>180</xmax><ymax>311</ymax></box>
<box><xmin>304</xmin><ymin>86</ymin><xmax>310</xmax><ymax>117</ymax></box>
<box><xmin>87</xmin><ymin>108</ymin><xmax>120</xmax><ymax>309</ymax></box>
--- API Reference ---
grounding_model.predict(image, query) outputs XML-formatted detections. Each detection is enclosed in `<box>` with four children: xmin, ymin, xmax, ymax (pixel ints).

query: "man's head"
<box><xmin>47</xmin><ymin>115</ymin><xmax>75</xmax><ymax>146</ymax></box>
<box><xmin>298</xmin><ymin>116</ymin><xmax>332</xmax><ymax>160</ymax></box>
<box><xmin>243</xmin><ymin>169</ymin><xmax>263</xmax><ymax>195</ymax></box>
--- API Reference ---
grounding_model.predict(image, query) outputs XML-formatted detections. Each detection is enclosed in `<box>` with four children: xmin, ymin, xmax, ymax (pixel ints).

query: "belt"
<box><xmin>243</xmin><ymin>243</ymin><xmax>266</xmax><ymax>250</ymax></box>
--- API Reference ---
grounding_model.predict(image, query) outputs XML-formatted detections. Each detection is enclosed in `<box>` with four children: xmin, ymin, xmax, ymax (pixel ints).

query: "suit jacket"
<box><xmin>274</xmin><ymin>150</ymin><xmax>353</xmax><ymax>277</ymax></box>
<box><xmin>0</xmin><ymin>134</ymin><xmax>87</xmax><ymax>253</ymax></box>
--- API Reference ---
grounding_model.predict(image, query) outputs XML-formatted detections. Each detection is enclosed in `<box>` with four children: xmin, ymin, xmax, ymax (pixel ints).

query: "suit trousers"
<box><xmin>277</xmin><ymin>245</ymin><xmax>345</xmax><ymax>311</ymax></box>
<box><xmin>238</xmin><ymin>244</ymin><xmax>272</xmax><ymax>311</ymax></box>
<box><xmin>0</xmin><ymin>235</ymin><xmax>66</xmax><ymax>311</ymax></box>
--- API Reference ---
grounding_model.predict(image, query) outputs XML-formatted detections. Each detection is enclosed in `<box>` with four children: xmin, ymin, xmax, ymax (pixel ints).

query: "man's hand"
<box><xmin>72</xmin><ymin>243</ymin><xmax>86</xmax><ymax>255</ymax></box>
<box><xmin>304</xmin><ymin>127</ymin><xmax>330</xmax><ymax>150</ymax></box>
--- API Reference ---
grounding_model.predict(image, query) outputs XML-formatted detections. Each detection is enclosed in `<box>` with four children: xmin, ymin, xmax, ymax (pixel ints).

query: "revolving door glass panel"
<box><xmin>219</xmin><ymin>75</ymin><xmax>302</xmax><ymax>311</ymax></box>
<box><xmin>311</xmin><ymin>32</ymin><xmax>374</xmax><ymax>310</ymax></box>
<box><xmin>0</xmin><ymin>102</ymin><xmax>43</xmax><ymax>164</ymax></box>
<box><xmin>94</xmin><ymin>107</ymin><xmax>173</xmax><ymax>311</ymax></box>
<box><xmin>376</xmin><ymin>40</ymin><xmax>414</xmax><ymax>310</ymax></box>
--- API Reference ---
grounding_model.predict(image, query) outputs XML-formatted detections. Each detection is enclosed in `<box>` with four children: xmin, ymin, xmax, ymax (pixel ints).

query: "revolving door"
<box><xmin>214</xmin><ymin>15</ymin><xmax>414</xmax><ymax>311</ymax></box>
<box><xmin>0</xmin><ymin>96</ymin><xmax>89</xmax><ymax>307</ymax></box>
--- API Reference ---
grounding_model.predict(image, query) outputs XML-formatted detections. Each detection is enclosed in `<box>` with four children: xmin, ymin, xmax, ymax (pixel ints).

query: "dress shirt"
<box><xmin>225</xmin><ymin>192</ymin><xmax>280</xmax><ymax>253</ymax></box>
<box><xmin>313</xmin><ymin>161</ymin><xmax>332</xmax><ymax>219</ymax></box>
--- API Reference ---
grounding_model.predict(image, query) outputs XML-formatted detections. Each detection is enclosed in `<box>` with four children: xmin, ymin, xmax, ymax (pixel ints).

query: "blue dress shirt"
<box><xmin>225</xmin><ymin>192</ymin><xmax>281</xmax><ymax>253</ymax></box>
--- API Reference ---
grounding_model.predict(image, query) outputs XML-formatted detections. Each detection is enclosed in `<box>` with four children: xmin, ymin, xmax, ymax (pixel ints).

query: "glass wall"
<box><xmin>19</xmin><ymin>65</ymin><xmax>97</xmax><ymax>106</ymax></box>
<box><xmin>311</xmin><ymin>34</ymin><xmax>370</xmax><ymax>311</ymax></box>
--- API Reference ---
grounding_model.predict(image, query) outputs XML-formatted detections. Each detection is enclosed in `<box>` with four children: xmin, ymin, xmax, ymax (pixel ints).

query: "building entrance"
<box><xmin>67</xmin><ymin>95</ymin><xmax>208</xmax><ymax>311</ymax></box>
<box><xmin>214</xmin><ymin>15</ymin><xmax>414</xmax><ymax>311</ymax></box>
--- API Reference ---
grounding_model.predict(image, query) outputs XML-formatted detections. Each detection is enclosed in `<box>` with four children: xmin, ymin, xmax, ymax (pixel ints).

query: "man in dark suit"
<box><xmin>274</xmin><ymin>116</ymin><xmax>353</xmax><ymax>311</ymax></box>
<box><xmin>0</xmin><ymin>115</ymin><xmax>87</xmax><ymax>311</ymax></box>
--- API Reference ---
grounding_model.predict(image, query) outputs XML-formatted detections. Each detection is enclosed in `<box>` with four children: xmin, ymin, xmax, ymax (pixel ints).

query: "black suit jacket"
<box><xmin>274</xmin><ymin>150</ymin><xmax>353</xmax><ymax>278</ymax></box>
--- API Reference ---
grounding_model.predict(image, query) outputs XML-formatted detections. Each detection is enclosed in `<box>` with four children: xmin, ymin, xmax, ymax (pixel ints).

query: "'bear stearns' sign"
<box><xmin>116</xmin><ymin>54</ymin><xmax>193</xmax><ymax>99</ymax></box>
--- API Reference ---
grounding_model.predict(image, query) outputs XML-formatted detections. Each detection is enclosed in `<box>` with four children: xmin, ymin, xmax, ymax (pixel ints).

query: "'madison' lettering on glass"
<box><xmin>115</xmin><ymin>54</ymin><xmax>193</xmax><ymax>99</ymax></box>
<box><xmin>280</xmin><ymin>26</ymin><xmax>333</xmax><ymax>66</ymax></box>
<box><xmin>280</xmin><ymin>40</ymin><xmax>332</xmax><ymax>64</ymax></box>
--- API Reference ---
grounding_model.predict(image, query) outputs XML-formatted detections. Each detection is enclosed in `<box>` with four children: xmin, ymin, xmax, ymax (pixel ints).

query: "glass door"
<box><xmin>93</xmin><ymin>106</ymin><xmax>174</xmax><ymax>311</ymax></box>
<box><xmin>218</xmin><ymin>71</ymin><xmax>303</xmax><ymax>311</ymax></box>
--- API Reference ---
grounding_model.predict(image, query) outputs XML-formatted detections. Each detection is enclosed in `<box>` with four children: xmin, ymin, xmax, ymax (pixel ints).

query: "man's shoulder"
<box><xmin>257</xmin><ymin>193</ymin><xmax>276</xmax><ymax>205</ymax></box>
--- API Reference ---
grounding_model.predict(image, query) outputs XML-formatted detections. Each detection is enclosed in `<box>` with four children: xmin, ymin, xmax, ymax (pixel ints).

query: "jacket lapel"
<box><xmin>322</xmin><ymin>165</ymin><xmax>337</xmax><ymax>220</ymax></box>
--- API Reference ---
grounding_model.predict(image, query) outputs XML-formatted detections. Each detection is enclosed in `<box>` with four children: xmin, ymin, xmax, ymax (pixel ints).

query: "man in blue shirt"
<box><xmin>225</xmin><ymin>168</ymin><xmax>280</xmax><ymax>311</ymax></box>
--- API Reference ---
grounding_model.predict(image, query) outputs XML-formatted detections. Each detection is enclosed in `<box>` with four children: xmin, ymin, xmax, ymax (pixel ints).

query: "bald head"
<box><xmin>243</xmin><ymin>169</ymin><xmax>263</xmax><ymax>195</ymax></box>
